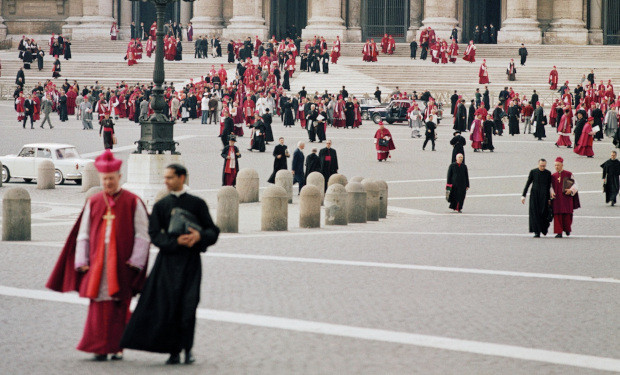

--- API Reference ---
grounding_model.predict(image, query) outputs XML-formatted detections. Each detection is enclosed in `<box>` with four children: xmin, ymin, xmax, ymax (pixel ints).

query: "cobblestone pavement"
<box><xmin>0</xmin><ymin>97</ymin><xmax>618</xmax><ymax>375</ymax></box>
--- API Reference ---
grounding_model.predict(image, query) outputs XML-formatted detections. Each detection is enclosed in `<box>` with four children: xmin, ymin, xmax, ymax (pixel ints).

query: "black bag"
<box><xmin>546</xmin><ymin>203</ymin><xmax>554</xmax><ymax>223</ymax></box>
<box><xmin>168</xmin><ymin>207</ymin><xmax>202</xmax><ymax>235</ymax></box>
<box><xmin>378</xmin><ymin>138</ymin><xmax>390</xmax><ymax>147</ymax></box>
<box><xmin>541</xmin><ymin>116</ymin><xmax>548</xmax><ymax>126</ymax></box>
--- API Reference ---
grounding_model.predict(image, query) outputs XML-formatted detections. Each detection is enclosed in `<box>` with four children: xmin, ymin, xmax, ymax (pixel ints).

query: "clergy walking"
<box><xmin>221</xmin><ymin>135</ymin><xmax>241</xmax><ymax>186</ymax></box>
<box><xmin>446</xmin><ymin>153</ymin><xmax>469</xmax><ymax>213</ymax></box>
<box><xmin>319</xmin><ymin>140</ymin><xmax>339</xmax><ymax>190</ymax></box>
<box><xmin>292</xmin><ymin>142</ymin><xmax>306</xmax><ymax>194</ymax></box>
<box><xmin>267</xmin><ymin>137</ymin><xmax>290</xmax><ymax>183</ymax></box>
<box><xmin>374</xmin><ymin>121</ymin><xmax>395</xmax><ymax>161</ymax></box>
<box><xmin>522</xmin><ymin>159</ymin><xmax>552</xmax><ymax>237</ymax></box>
<box><xmin>121</xmin><ymin>164</ymin><xmax>220</xmax><ymax>365</ymax></box>
<box><xmin>574</xmin><ymin>116</ymin><xmax>595</xmax><ymax>157</ymax></box>
<box><xmin>46</xmin><ymin>150</ymin><xmax>150</xmax><ymax>361</ymax></box>
<box><xmin>550</xmin><ymin>157</ymin><xmax>580</xmax><ymax>238</ymax></box>
<box><xmin>601</xmin><ymin>150</ymin><xmax>620</xmax><ymax>206</ymax></box>
<box><xmin>478</xmin><ymin>60</ymin><xmax>489</xmax><ymax>84</ymax></box>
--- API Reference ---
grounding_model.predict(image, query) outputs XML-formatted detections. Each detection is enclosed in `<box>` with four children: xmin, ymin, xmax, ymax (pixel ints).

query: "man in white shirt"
<box><xmin>201</xmin><ymin>94</ymin><xmax>209</xmax><ymax>124</ymax></box>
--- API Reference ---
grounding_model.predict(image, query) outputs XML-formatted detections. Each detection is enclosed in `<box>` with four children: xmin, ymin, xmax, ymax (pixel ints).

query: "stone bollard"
<box><xmin>324</xmin><ymin>183</ymin><xmax>348</xmax><ymax>225</ymax></box>
<box><xmin>261</xmin><ymin>186</ymin><xmax>288</xmax><ymax>231</ymax></box>
<box><xmin>275</xmin><ymin>169</ymin><xmax>294</xmax><ymax>204</ymax></box>
<box><xmin>361</xmin><ymin>179</ymin><xmax>380</xmax><ymax>221</ymax></box>
<box><xmin>80</xmin><ymin>162</ymin><xmax>99</xmax><ymax>192</ymax></box>
<box><xmin>345</xmin><ymin>182</ymin><xmax>367</xmax><ymax>223</ymax></box>
<box><xmin>328</xmin><ymin>173</ymin><xmax>348</xmax><ymax>189</ymax></box>
<box><xmin>2</xmin><ymin>188</ymin><xmax>31</xmax><ymax>241</ymax></box>
<box><xmin>376</xmin><ymin>180</ymin><xmax>388</xmax><ymax>219</ymax></box>
<box><xmin>299</xmin><ymin>185</ymin><xmax>321</xmax><ymax>228</ymax></box>
<box><xmin>306</xmin><ymin>172</ymin><xmax>325</xmax><ymax>204</ymax></box>
<box><xmin>37</xmin><ymin>160</ymin><xmax>55</xmax><ymax>189</ymax></box>
<box><xmin>237</xmin><ymin>168</ymin><xmax>259</xmax><ymax>203</ymax></box>
<box><xmin>217</xmin><ymin>186</ymin><xmax>239</xmax><ymax>233</ymax></box>
<box><xmin>350</xmin><ymin>176</ymin><xmax>364</xmax><ymax>183</ymax></box>
<box><xmin>85</xmin><ymin>186</ymin><xmax>103</xmax><ymax>201</ymax></box>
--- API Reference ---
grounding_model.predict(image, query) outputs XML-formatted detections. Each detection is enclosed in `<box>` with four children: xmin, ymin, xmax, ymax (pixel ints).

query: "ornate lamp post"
<box><xmin>129</xmin><ymin>0</ymin><xmax>195</xmax><ymax>154</ymax></box>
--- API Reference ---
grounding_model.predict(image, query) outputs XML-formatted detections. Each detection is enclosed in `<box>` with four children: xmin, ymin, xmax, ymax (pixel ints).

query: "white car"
<box><xmin>1</xmin><ymin>143</ymin><xmax>93</xmax><ymax>185</ymax></box>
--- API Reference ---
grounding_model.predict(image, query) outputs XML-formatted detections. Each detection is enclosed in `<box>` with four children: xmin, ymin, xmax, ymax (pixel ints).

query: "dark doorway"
<box><xmin>462</xmin><ymin>0</ymin><xmax>501</xmax><ymax>43</ymax></box>
<box><xmin>134</xmin><ymin>0</ymin><xmax>180</xmax><ymax>31</ymax></box>
<box><xmin>361</xmin><ymin>0</ymin><xmax>408</xmax><ymax>42</ymax></box>
<box><xmin>270</xmin><ymin>0</ymin><xmax>307</xmax><ymax>40</ymax></box>
<box><xmin>603</xmin><ymin>0</ymin><xmax>620</xmax><ymax>44</ymax></box>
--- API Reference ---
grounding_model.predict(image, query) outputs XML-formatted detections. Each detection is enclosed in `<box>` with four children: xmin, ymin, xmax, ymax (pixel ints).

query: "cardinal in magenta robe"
<box><xmin>46</xmin><ymin>150</ymin><xmax>150</xmax><ymax>360</ymax></box>
<box><xmin>574</xmin><ymin>117</ymin><xmax>595</xmax><ymax>157</ymax></box>
<box><xmin>469</xmin><ymin>117</ymin><xmax>484</xmax><ymax>151</ymax></box>
<box><xmin>550</xmin><ymin>157</ymin><xmax>580</xmax><ymax>237</ymax></box>
<box><xmin>478</xmin><ymin>60</ymin><xmax>489</xmax><ymax>84</ymax></box>
<box><xmin>463</xmin><ymin>41</ymin><xmax>476</xmax><ymax>63</ymax></box>
<box><xmin>374</xmin><ymin>121</ymin><xmax>395</xmax><ymax>161</ymax></box>
<box><xmin>549</xmin><ymin>66</ymin><xmax>559</xmax><ymax>90</ymax></box>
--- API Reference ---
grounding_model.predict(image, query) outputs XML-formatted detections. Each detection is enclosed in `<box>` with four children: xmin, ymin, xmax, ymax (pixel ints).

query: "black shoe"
<box><xmin>565</xmin><ymin>231</ymin><xmax>570</xmax><ymax>236</ymax></box>
<box><xmin>555</xmin><ymin>233</ymin><xmax>563</xmax><ymax>238</ymax></box>
<box><xmin>50</xmin><ymin>126</ymin><xmax>54</xmax><ymax>129</ymax></box>
<box><xmin>110</xmin><ymin>353</ymin><xmax>123</xmax><ymax>361</ymax></box>
<box><xmin>184</xmin><ymin>350</ymin><xmax>195</xmax><ymax>365</ymax></box>
<box><xmin>555</xmin><ymin>143</ymin><xmax>558</xmax><ymax>147</ymax></box>
<box><xmin>166</xmin><ymin>353</ymin><xmax>181</xmax><ymax>365</ymax></box>
<box><xmin>40</xmin><ymin>125</ymin><xmax>44</xmax><ymax>129</ymax></box>
<box><xmin>93</xmin><ymin>354</ymin><xmax>108</xmax><ymax>361</ymax></box>
<box><xmin>533</xmin><ymin>233</ymin><xmax>540</xmax><ymax>238</ymax></box>
<box><xmin>567</xmin><ymin>146</ymin><xmax>572</xmax><ymax>148</ymax></box>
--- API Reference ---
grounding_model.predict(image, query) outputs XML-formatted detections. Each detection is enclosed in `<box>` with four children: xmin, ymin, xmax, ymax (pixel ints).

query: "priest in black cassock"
<box><xmin>601</xmin><ymin>150</ymin><xmax>620</xmax><ymax>206</ymax></box>
<box><xmin>305</xmin><ymin>147</ymin><xmax>321</xmax><ymax>179</ymax></box>
<box><xmin>449</xmin><ymin>131</ymin><xmax>466</xmax><ymax>163</ymax></box>
<box><xmin>267</xmin><ymin>137</ymin><xmax>289</xmax><ymax>183</ymax></box>
<box><xmin>446</xmin><ymin>153</ymin><xmax>469</xmax><ymax>212</ymax></box>
<box><xmin>121</xmin><ymin>164</ymin><xmax>220</xmax><ymax>365</ymax></box>
<box><xmin>521</xmin><ymin>159</ymin><xmax>552</xmax><ymax>237</ymax></box>
<box><xmin>319</xmin><ymin>140</ymin><xmax>339</xmax><ymax>190</ymax></box>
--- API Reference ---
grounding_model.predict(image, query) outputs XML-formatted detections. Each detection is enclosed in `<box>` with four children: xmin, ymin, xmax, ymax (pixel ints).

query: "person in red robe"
<box><xmin>243</xmin><ymin>95</ymin><xmax>255</xmax><ymax>128</ymax></box>
<box><xmin>110</xmin><ymin>22</ymin><xmax>119</xmax><ymax>40</ymax></box>
<box><xmin>478</xmin><ymin>60</ymin><xmax>489</xmax><ymax>84</ymax></box>
<box><xmin>574</xmin><ymin>116</ymin><xmax>595</xmax><ymax>157</ymax></box>
<box><xmin>431</xmin><ymin>42</ymin><xmax>440</xmax><ymax>63</ymax></box>
<box><xmin>187</xmin><ymin>22</ymin><xmax>193</xmax><ymax>42</ymax></box>
<box><xmin>387</xmin><ymin>35</ymin><xmax>396</xmax><ymax>55</ymax></box>
<box><xmin>549</xmin><ymin>66</ymin><xmax>559</xmax><ymax>90</ymax></box>
<box><xmin>427</xmin><ymin>27</ymin><xmax>436</xmax><ymax>45</ymax></box>
<box><xmin>33</xmin><ymin>94</ymin><xmax>41</xmax><ymax>121</ymax></box>
<box><xmin>127</xmin><ymin>44</ymin><xmax>137</xmax><ymax>66</ymax></box>
<box><xmin>218</xmin><ymin>64</ymin><xmax>227</xmax><ymax>84</ymax></box>
<box><xmin>374</xmin><ymin>121</ymin><xmax>395</xmax><ymax>161</ymax></box>
<box><xmin>380</xmin><ymin>34</ymin><xmax>389</xmax><ymax>54</ymax></box>
<box><xmin>470</xmin><ymin>116</ymin><xmax>484</xmax><ymax>151</ymax></box>
<box><xmin>550</xmin><ymin>157</ymin><xmax>580</xmax><ymax>237</ymax></box>
<box><xmin>449</xmin><ymin>40</ymin><xmax>459</xmax><ymax>63</ymax></box>
<box><xmin>146</xmin><ymin>36</ymin><xmax>154</xmax><ymax>58</ymax></box>
<box><xmin>150</xmin><ymin>22</ymin><xmax>157</xmax><ymax>39</ymax></box>
<box><xmin>135</xmin><ymin>40</ymin><xmax>143</xmax><ymax>60</ymax></box>
<box><xmin>16</xmin><ymin>92</ymin><xmax>25</xmax><ymax>122</ymax></box>
<box><xmin>555</xmin><ymin>108</ymin><xmax>572</xmax><ymax>148</ymax></box>
<box><xmin>440</xmin><ymin>41</ymin><xmax>448</xmax><ymax>64</ymax></box>
<box><xmin>334</xmin><ymin>96</ymin><xmax>346</xmax><ymax>127</ymax></box>
<box><xmin>370</xmin><ymin>39</ymin><xmax>378</xmax><ymax>62</ymax></box>
<box><xmin>66</xmin><ymin>87</ymin><xmax>77</xmax><ymax>116</ymax></box>
<box><xmin>330</xmin><ymin>41</ymin><xmax>340</xmax><ymax>64</ymax></box>
<box><xmin>46</xmin><ymin>150</ymin><xmax>149</xmax><ymax>361</ymax></box>
<box><xmin>353</xmin><ymin>98</ymin><xmax>362</xmax><ymax>128</ymax></box>
<box><xmin>362</xmin><ymin>40</ymin><xmax>370</xmax><ymax>62</ymax></box>
<box><xmin>49</xmin><ymin>33</ymin><xmax>55</xmax><ymax>55</ymax></box>
<box><xmin>463</xmin><ymin>41</ymin><xmax>476</xmax><ymax>62</ymax></box>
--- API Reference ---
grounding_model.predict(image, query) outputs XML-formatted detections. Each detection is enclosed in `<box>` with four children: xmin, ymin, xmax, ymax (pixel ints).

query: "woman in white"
<box><xmin>409</xmin><ymin>104</ymin><xmax>424</xmax><ymax>138</ymax></box>
<box><xmin>604</xmin><ymin>105</ymin><xmax>618</xmax><ymax>138</ymax></box>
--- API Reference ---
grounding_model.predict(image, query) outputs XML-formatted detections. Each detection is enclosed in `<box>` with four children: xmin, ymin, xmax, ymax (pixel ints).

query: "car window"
<box><xmin>18</xmin><ymin>147</ymin><xmax>35</xmax><ymax>157</ymax></box>
<box><xmin>56</xmin><ymin>147</ymin><xmax>79</xmax><ymax>159</ymax></box>
<box><xmin>37</xmin><ymin>148</ymin><xmax>52</xmax><ymax>158</ymax></box>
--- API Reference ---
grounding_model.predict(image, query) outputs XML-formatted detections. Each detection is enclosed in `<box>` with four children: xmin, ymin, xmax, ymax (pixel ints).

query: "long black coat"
<box><xmin>522</xmin><ymin>168</ymin><xmax>552</xmax><ymax>235</ymax></box>
<box><xmin>318</xmin><ymin>147</ymin><xmax>338</xmax><ymax>189</ymax></box>
<box><xmin>454</xmin><ymin>103</ymin><xmax>467</xmax><ymax>131</ymax></box>
<box><xmin>450</xmin><ymin>135</ymin><xmax>466</xmax><ymax>163</ymax></box>
<box><xmin>447</xmin><ymin>162</ymin><xmax>469</xmax><ymax>211</ymax></box>
<box><xmin>121</xmin><ymin>193</ymin><xmax>220</xmax><ymax>354</ymax></box>
<box><xmin>602</xmin><ymin>159</ymin><xmax>620</xmax><ymax>204</ymax></box>
<box><xmin>267</xmin><ymin>144</ymin><xmax>289</xmax><ymax>183</ymax></box>
<box><xmin>221</xmin><ymin>116</ymin><xmax>234</xmax><ymax>146</ymax></box>
<box><xmin>508</xmin><ymin>106</ymin><xmax>520</xmax><ymax>135</ymax></box>
<box><xmin>305</xmin><ymin>153</ymin><xmax>321</xmax><ymax>179</ymax></box>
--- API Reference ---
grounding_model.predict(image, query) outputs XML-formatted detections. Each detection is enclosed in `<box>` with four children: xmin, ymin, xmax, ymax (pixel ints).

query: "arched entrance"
<box><xmin>133</xmin><ymin>0</ymin><xmax>180</xmax><ymax>31</ymax></box>
<box><xmin>603</xmin><ymin>0</ymin><xmax>620</xmax><ymax>44</ymax></box>
<box><xmin>461</xmin><ymin>0</ymin><xmax>501</xmax><ymax>43</ymax></box>
<box><xmin>361</xmin><ymin>0</ymin><xmax>408</xmax><ymax>42</ymax></box>
<box><xmin>270</xmin><ymin>0</ymin><xmax>307</xmax><ymax>40</ymax></box>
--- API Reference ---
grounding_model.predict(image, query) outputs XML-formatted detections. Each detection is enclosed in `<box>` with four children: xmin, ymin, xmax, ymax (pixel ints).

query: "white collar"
<box><xmin>170</xmin><ymin>188</ymin><xmax>187</xmax><ymax>197</ymax></box>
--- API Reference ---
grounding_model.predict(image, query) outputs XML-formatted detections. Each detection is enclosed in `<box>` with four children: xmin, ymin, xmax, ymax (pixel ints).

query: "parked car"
<box><xmin>359</xmin><ymin>98</ymin><xmax>383</xmax><ymax>120</ymax></box>
<box><xmin>1</xmin><ymin>143</ymin><xmax>93</xmax><ymax>185</ymax></box>
<box><xmin>368</xmin><ymin>99</ymin><xmax>443</xmax><ymax>124</ymax></box>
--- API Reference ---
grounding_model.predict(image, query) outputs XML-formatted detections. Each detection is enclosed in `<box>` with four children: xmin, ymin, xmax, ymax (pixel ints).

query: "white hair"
<box><xmin>297</xmin><ymin>141</ymin><xmax>305</xmax><ymax>148</ymax></box>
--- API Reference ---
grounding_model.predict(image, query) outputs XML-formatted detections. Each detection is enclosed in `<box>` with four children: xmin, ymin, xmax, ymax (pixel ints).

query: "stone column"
<box><xmin>120</xmin><ymin>0</ymin><xmax>133</xmax><ymax>40</ymax></box>
<box><xmin>72</xmin><ymin>0</ymin><xmax>116</xmax><ymax>40</ymax></box>
<box><xmin>0</xmin><ymin>0</ymin><xmax>7</xmax><ymax>39</ymax></box>
<box><xmin>345</xmin><ymin>0</ymin><xmax>362</xmax><ymax>42</ymax></box>
<box><xmin>544</xmin><ymin>0</ymin><xmax>588</xmax><ymax>44</ymax></box>
<box><xmin>222</xmin><ymin>0</ymin><xmax>267</xmax><ymax>40</ymax></box>
<box><xmin>180</xmin><ymin>0</ymin><xmax>192</xmax><ymax>25</ymax></box>
<box><xmin>407</xmin><ymin>0</ymin><xmax>423</xmax><ymax>42</ymax></box>
<box><xmin>419</xmin><ymin>0</ymin><xmax>459</xmax><ymax>40</ymax></box>
<box><xmin>497</xmin><ymin>0</ymin><xmax>541</xmax><ymax>44</ymax></box>
<box><xmin>191</xmin><ymin>0</ymin><xmax>224</xmax><ymax>37</ymax></box>
<box><xmin>588</xmin><ymin>0</ymin><xmax>603</xmax><ymax>44</ymax></box>
<box><xmin>62</xmin><ymin>0</ymin><xmax>84</xmax><ymax>37</ymax></box>
<box><xmin>302</xmin><ymin>0</ymin><xmax>346</xmax><ymax>40</ymax></box>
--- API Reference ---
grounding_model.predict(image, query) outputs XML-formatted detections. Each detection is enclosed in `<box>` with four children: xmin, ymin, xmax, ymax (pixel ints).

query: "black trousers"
<box><xmin>22</xmin><ymin>113</ymin><xmax>33</xmax><ymax>128</ymax></box>
<box><xmin>423</xmin><ymin>138</ymin><xmax>435</xmax><ymax>150</ymax></box>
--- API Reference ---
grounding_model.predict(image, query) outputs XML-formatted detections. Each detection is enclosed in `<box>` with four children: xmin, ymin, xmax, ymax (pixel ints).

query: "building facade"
<box><xmin>2</xmin><ymin>0</ymin><xmax>618</xmax><ymax>45</ymax></box>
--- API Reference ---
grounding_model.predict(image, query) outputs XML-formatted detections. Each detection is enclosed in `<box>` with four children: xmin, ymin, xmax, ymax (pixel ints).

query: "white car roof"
<box><xmin>22</xmin><ymin>143</ymin><xmax>76</xmax><ymax>149</ymax></box>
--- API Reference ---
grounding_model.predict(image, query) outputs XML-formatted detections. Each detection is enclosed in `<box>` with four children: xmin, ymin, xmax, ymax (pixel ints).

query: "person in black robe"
<box><xmin>188</xmin><ymin>94</ymin><xmax>197</xmax><ymax>119</ymax></box>
<box><xmin>492</xmin><ymin>104</ymin><xmax>505</xmax><ymax>135</ymax></box>
<box><xmin>37</xmin><ymin>48</ymin><xmax>45</xmax><ymax>71</ymax></box>
<box><xmin>23</xmin><ymin>49</ymin><xmax>33</xmax><ymax>69</ymax></box>
<box><xmin>522</xmin><ymin>159</ymin><xmax>552</xmax><ymax>237</ymax></box>
<box><xmin>322</xmin><ymin>52</ymin><xmax>329</xmax><ymax>74</ymax></box>
<box><xmin>446</xmin><ymin>154</ymin><xmax>469</xmax><ymax>212</ymax></box>
<box><xmin>305</xmin><ymin>148</ymin><xmax>321</xmax><ymax>179</ymax></box>
<box><xmin>282</xmin><ymin>68</ymin><xmax>290</xmax><ymax>90</ymax></box>
<box><xmin>300</xmin><ymin>53</ymin><xmax>308</xmax><ymax>71</ymax></box>
<box><xmin>306</xmin><ymin>105</ymin><xmax>318</xmax><ymax>142</ymax></box>
<box><xmin>601</xmin><ymin>151</ymin><xmax>620</xmax><ymax>206</ymax></box>
<box><xmin>481</xmin><ymin>26</ymin><xmax>490</xmax><ymax>44</ymax></box>
<box><xmin>591</xmin><ymin>104</ymin><xmax>604</xmax><ymax>141</ymax></box>
<box><xmin>316</xmin><ymin>107</ymin><xmax>327</xmax><ymax>142</ymax></box>
<box><xmin>345</xmin><ymin>99</ymin><xmax>355</xmax><ymax>128</ymax></box>
<box><xmin>453</xmin><ymin>99</ymin><xmax>467</xmax><ymax>131</ymax></box>
<box><xmin>423</xmin><ymin>118</ymin><xmax>436</xmax><ymax>151</ymax></box>
<box><xmin>248</xmin><ymin>113</ymin><xmax>266</xmax><ymax>152</ymax></box>
<box><xmin>573</xmin><ymin>110</ymin><xmax>587</xmax><ymax>148</ymax></box>
<box><xmin>221</xmin><ymin>136</ymin><xmax>241</xmax><ymax>185</ymax></box>
<box><xmin>220</xmin><ymin>111</ymin><xmax>234</xmax><ymax>147</ymax></box>
<box><xmin>283</xmin><ymin>100</ymin><xmax>295</xmax><ymax>127</ymax></box>
<box><xmin>450</xmin><ymin>91</ymin><xmax>459</xmax><ymax>115</ymax></box>
<box><xmin>227</xmin><ymin>41</ymin><xmax>235</xmax><ymax>63</ymax></box>
<box><xmin>262</xmin><ymin>109</ymin><xmax>274</xmax><ymax>144</ymax></box>
<box><xmin>318</xmin><ymin>141</ymin><xmax>338</xmax><ymax>190</ymax></box>
<box><xmin>311</xmin><ymin>52</ymin><xmax>320</xmax><ymax>73</ymax></box>
<box><xmin>450</xmin><ymin>131</ymin><xmax>466</xmax><ymax>163</ymax></box>
<box><xmin>518</xmin><ymin>44</ymin><xmax>528</xmax><ymax>66</ymax></box>
<box><xmin>175</xmin><ymin>41</ymin><xmax>182</xmax><ymax>61</ymax></box>
<box><xmin>482</xmin><ymin>114</ymin><xmax>495</xmax><ymax>151</ymax></box>
<box><xmin>483</xmin><ymin>88</ymin><xmax>490</xmax><ymax>110</ymax></box>
<box><xmin>64</xmin><ymin>39</ymin><xmax>72</xmax><ymax>60</ymax></box>
<box><xmin>53</xmin><ymin>57</ymin><xmax>61</xmax><ymax>78</ymax></box>
<box><xmin>15</xmin><ymin>67</ymin><xmax>25</xmax><ymax>87</ymax></box>
<box><xmin>267</xmin><ymin>138</ymin><xmax>289</xmax><ymax>183</ymax></box>
<box><xmin>121</xmin><ymin>164</ymin><xmax>220</xmax><ymax>365</ymax></box>
<box><xmin>508</xmin><ymin>102</ymin><xmax>520</xmax><ymax>135</ymax></box>
<box><xmin>409</xmin><ymin>40</ymin><xmax>417</xmax><ymax>59</ymax></box>
<box><xmin>58</xmin><ymin>92</ymin><xmax>68</xmax><ymax>122</ymax></box>
<box><xmin>533</xmin><ymin>103</ymin><xmax>546</xmax><ymax>140</ymax></box>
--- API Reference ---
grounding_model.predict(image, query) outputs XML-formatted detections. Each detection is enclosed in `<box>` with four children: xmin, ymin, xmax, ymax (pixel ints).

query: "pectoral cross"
<box><xmin>103</xmin><ymin>208</ymin><xmax>115</xmax><ymax>223</ymax></box>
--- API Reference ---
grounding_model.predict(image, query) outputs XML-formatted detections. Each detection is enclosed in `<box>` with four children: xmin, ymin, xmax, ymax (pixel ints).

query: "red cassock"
<box><xmin>127</xmin><ymin>49</ymin><xmax>137</xmax><ymax>66</ymax></box>
<box><xmin>150</xmin><ymin>23</ymin><xmax>157</xmax><ymax>39</ymax></box>
<box><xmin>550</xmin><ymin>170</ymin><xmax>580</xmax><ymax>234</ymax></box>
<box><xmin>46</xmin><ymin>191</ymin><xmax>148</xmax><ymax>355</ymax></box>
<box><xmin>354</xmin><ymin>103</ymin><xmax>362</xmax><ymax>127</ymax></box>
<box><xmin>362</xmin><ymin>43</ymin><xmax>370</xmax><ymax>62</ymax></box>
<box><xmin>478</xmin><ymin>64</ymin><xmax>489</xmax><ymax>84</ymax></box>
<box><xmin>574</xmin><ymin>122</ymin><xmax>594</xmax><ymax>157</ymax></box>
<box><xmin>549</xmin><ymin>70</ymin><xmax>558</xmax><ymax>90</ymax></box>
<box><xmin>463</xmin><ymin>44</ymin><xmax>476</xmax><ymax>62</ymax></box>
<box><xmin>66</xmin><ymin>90</ymin><xmax>77</xmax><ymax>116</ymax></box>
<box><xmin>16</xmin><ymin>97</ymin><xmax>25</xmax><ymax>121</ymax></box>
<box><xmin>374</xmin><ymin>128</ymin><xmax>395</xmax><ymax>160</ymax></box>
<box><xmin>380</xmin><ymin>37</ymin><xmax>388</xmax><ymax>54</ymax></box>
<box><xmin>33</xmin><ymin>96</ymin><xmax>41</xmax><ymax>121</ymax></box>
<box><xmin>387</xmin><ymin>38</ymin><xmax>395</xmax><ymax>55</ymax></box>
<box><xmin>449</xmin><ymin>43</ymin><xmax>458</xmax><ymax>62</ymax></box>
<box><xmin>556</xmin><ymin>114</ymin><xmax>572</xmax><ymax>146</ymax></box>
<box><xmin>334</xmin><ymin>101</ymin><xmax>346</xmax><ymax>127</ymax></box>
<box><xmin>469</xmin><ymin>119</ymin><xmax>484</xmax><ymax>149</ymax></box>
<box><xmin>243</xmin><ymin>99</ymin><xmax>255</xmax><ymax>126</ymax></box>
<box><xmin>146</xmin><ymin>40</ymin><xmax>154</xmax><ymax>57</ymax></box>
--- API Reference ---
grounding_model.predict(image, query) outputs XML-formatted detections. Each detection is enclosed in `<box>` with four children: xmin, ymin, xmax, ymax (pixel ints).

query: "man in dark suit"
<box><xmin>318</xmin><ymin>140</ymin><xmax>339</xmax><ymax>190</ymax></box>
<box><xmin>305</xmin><ymin>147</ymin><xmax>321</xmax><ymax>179</ymax></box>
<box><xmin>16</xmin><ymin>67</ymin><xmax>25</xmax><ymax>88</ymax></box>
<box><xmin>220</xmin><ymin>109</ymin><xmax>234</xmax><ymax>147</ymax></box>
<box><xmin>23</xmin><ymin>93</ymin><xmax>35</xmax><ymax>129</ymax></box>
<box><xmin>292</xmin><ymin>142</ymin><xmax>305</xmax><ymax>194</ymax></box>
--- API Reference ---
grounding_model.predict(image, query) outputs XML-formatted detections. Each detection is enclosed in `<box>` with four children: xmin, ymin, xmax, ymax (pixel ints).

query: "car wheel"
<box><xmin>2</xmin><ymin>166</ymin><xmax>10</xmax><ymax>183</ymax></box>
<box><xmin>54</xmin><ymin>169</ymin><xmax>65</xmax><ymax>185</ymax></box>
<box><xmin>362</xmin><ymin>111</ymin><xmax>369</xmax><ymax>120</ymax></box>
<box><xmin>372</xmin><ymin>114</ymin><xmax>382</xmax><ymax>124</ymax></box>
<box><xmin>75</xmin><ymin>179</ymin><xmax>82</xmax><ymax>185</ymax></box>
<box><xmin>23</xmin><ymin>178</ymin><xmax>33</xmax><ymax>183</ymax></box>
